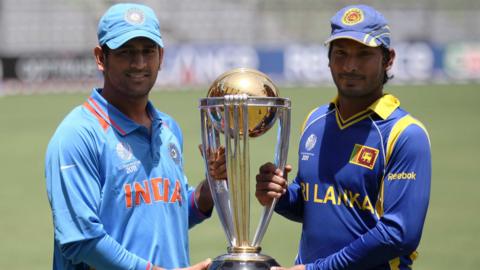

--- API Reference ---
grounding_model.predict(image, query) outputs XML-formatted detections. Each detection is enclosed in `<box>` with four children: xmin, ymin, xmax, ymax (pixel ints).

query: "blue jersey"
<box><xmin>45</xmin><ymin>89</ymin><xmax>210</xmax><ymax>270</ymax></box>
<box><xmin>276</xmin><ymin>94</ymin><xmax>431</xmax><ymax>270</ymax></box>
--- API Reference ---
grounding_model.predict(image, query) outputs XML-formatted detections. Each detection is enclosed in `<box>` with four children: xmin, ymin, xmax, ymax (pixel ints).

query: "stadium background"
<box><xmin>0</xmin><ymin>0</ymin><xmax>479</xmax><ymax>269</ymax></box>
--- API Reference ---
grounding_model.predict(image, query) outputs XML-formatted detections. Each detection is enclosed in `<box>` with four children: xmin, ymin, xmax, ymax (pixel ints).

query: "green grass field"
<box><xmin>1</xmin><ymin>84</ymin><xmax>479</xmax><ymax>269</ymax></box>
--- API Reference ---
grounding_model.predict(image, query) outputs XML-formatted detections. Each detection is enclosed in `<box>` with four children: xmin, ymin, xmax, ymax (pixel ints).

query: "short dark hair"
<box><xmin>101</xmin><ymin>45</ymin><xmax>111</xmax><ymax>56</ymax></box>
<box><xmin>327</xmin><ymin>44</ymin><xmax>394</xmax><ymax>85</ymax></box>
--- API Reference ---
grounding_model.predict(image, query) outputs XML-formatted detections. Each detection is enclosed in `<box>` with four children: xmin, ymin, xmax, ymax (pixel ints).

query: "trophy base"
<box><xmin>208</xmin><ymin>252</ymin><xmax>280</xmax><ymax>270</ymax></box>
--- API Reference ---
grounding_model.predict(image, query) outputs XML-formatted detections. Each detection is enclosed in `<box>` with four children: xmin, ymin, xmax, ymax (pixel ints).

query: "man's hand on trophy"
<box><xmin>207</xmin><ymin>146</ymin><xmax>227</xmax><ymax>180</ymax></box>
<box><xmin>199</xmin><ymin>145</ymin><xmax>227</xmax><ymax>180</ymax></box>
<box><xmin>271</xmin><ymin>264</ymin><xmax>305</xmax><ymax>270</ymax></box>
<box><xmin>185</xmin><ymin>259</ymin><xmax>212</xmax><ymax>270</ymax></box>
<box><xmin>255</xmin><ymin>162</ymin><xmax>291</xmax><ymax>206</ymax></box>
<box><xmin>155</xmin><ymin>258</ymin><xmax>212</xmax><ymax>270</ymax></box>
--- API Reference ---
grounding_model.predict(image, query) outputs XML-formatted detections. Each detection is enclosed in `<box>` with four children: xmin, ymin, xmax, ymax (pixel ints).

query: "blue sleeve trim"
<box><xmin>188</xmin><ymin>187</ymin><xmax>212</xmax><ymax>228</ymax></box>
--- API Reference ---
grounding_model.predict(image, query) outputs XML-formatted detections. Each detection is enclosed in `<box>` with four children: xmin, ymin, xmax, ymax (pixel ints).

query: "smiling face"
<box><xmin>329</xmin><ymin>39</ymin><xmax>394</xmax><ymax>101</ymax></box>
<box><xmin>95</xmin><ymin>37</ymin><xmax>163</xmax><ymax>100</ymax></box>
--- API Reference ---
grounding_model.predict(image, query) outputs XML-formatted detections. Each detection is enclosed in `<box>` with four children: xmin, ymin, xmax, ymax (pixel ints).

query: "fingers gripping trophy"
<box><xmin>199</xmin><ymin>68</ymin><xmax>291</xmax><ymax>270</ymax></box>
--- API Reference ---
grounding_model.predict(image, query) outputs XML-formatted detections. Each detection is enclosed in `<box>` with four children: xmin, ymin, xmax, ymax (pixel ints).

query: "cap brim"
<box><xmin>324</xmin><ymin>31</ymin><xmax>382</xmax><ymax>47</ymax></box>
<box><xmin>106</xmin><ymin>30</ymin><xmax>164</xmax><ymax>49</ymax></box>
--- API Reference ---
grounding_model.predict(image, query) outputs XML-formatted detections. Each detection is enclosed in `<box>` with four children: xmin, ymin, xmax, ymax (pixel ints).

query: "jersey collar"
<box><xmin>367</xmin><ymin>94</ymin><xmax>400</xmax><ymax>120</ymax></box>
<box><xmin>86</xmin><ymin>88</ymin><xmax>161</xmax><ymax>136</ymax></box>
<box><xmin>330</xmin><ymin>93</ymin><xmax>400</xmax><ymax>120</ymax></box>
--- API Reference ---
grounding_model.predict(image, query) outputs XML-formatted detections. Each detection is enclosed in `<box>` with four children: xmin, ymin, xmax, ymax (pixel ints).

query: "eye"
<box><xmin>358</xmin><ymin>51</ymin><xmax>374</xmax><ymax>57</ymax></box>
<box><xmin>333</xmin><ymin>50</ymin><xmax>346</xmax><ymax>57</ymax></box>
<box><xmin>143</xmin><ymin>48</ymin><xmax>156</xmax><ymax>54</ymax></box>
<box><xmin>114</xmin><ymin>49</ymin><xmax>132</xmax><ymax>56</ymax></box>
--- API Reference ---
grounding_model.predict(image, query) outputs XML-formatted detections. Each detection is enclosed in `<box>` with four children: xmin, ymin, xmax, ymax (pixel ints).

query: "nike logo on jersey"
<box><xmin>60</xmin><ymin>164</ymin><xmax>77</xmax><ymax>170</ymax></box>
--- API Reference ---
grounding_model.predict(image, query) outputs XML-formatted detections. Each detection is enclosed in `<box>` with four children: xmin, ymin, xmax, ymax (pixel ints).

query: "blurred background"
<box><xmin>1</xmin><ymin>0</ymin><xmax>480</xmax><ymax>93</ymax></box>
<box><xmin>0</xmin><ymin>0</ymin><xmax>479</xmax><ymax>269</ymax></box>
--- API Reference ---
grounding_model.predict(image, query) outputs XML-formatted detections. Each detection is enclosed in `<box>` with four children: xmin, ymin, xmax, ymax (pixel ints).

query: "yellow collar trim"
<box><xmin>368</xmin><ymin>94</ymin><xmax>400</xmax><ymax>119</ymax></box>
<box><xmin>334</xmin><ymin>108</ymin><xmax>372</xmax><ymax>130</ymax></box>
<box><xmin>331</xmin><ymin>94</ymin><xmax>400</xmax><ymax>121</ymax></box>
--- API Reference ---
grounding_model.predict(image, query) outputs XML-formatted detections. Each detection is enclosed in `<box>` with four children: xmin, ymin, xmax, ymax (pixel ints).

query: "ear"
<box><xmin>93</xmin><ymin>46</ymin><xmax>106</xmax><ymax>72</ymax></box>
<box><xmin>158</xmin><ymin>47</ymin><xmax>164</xmax><ymax>69</ymax></box>
<box><xmin>385</xmin><ymin>48</ymin><xmax>396</xmax><ymax>71</ymax></box>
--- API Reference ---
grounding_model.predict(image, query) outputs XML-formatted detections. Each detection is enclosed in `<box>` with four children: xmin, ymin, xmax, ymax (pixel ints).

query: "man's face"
<box><xmin>102</xmin><ymin>37</ymin><xmax>162</xmax><ymax>98</ymax></box>
<box><xmin>329</xmin><ymin>39</ymin><xmax>391</xmax><ymax>99</ymax></box>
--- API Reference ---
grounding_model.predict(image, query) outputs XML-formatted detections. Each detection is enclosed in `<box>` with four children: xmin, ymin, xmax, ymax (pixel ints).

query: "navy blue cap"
<box><xmin>325</xmin><ymin>5</ymin><xmax>391</xmax><ymax>48</ymax></box>
<box><xmin>97</xmin><ymin>3</ymin><xmax>163</xmax><ymax>49</ymax></box>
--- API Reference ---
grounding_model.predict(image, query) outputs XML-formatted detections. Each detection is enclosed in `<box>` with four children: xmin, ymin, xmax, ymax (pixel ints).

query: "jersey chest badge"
<box><xmin>301</xmin><ymin>134</ymin><xmax>317</xmax><ymax>161</ymax></box>
<box><xmin>169</xmin><ymin>143</ymin><xmax>181</xmax><ymax>165</ymax></box>
<box><xmin>305</xmin><ymin>134</ymin><xmax>317</xmax><ymax>151</ymax></box>
<box><xmin>349</xmin><ymin>144</ymin><xmax>379</xmax><ymax>170</ymax></box>
<box><xmin>116</xmin><ymin>142</ymin><xmax>133</xmax><ymax>161</ymax></box>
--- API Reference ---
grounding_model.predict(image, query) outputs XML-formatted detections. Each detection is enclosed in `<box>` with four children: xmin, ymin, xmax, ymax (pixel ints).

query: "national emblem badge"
<box><xmin>124</xmin><ymin>8</ymin><xmax>145</xmax><ymax>25</ymax></box>
<box><xmin>349</xmin><ymin>144</ymin><xmax>379</xmax><ymax>170</ymax></box>
<box><xmin>342</xmin><ymin>8</ymin><xmax>364</xmax><ymax>25</ymax></box>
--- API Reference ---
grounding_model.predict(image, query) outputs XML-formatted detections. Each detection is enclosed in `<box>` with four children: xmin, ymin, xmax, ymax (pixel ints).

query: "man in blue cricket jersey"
<box><xmin>45</xmin><ymin>3</ymin><xmax>226</xmax><ymax>270</ymax></box>
<box><xmin>256</xmin><ymin>4</ymin><xmax>431</xmax><ymax>270</ymax></box>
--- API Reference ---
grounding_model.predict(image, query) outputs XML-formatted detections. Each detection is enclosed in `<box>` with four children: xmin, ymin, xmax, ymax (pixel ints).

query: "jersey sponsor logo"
<box><xmin>342</xmin><ymin>8</ymin><xmax>364</xmax><ymax>25</ymax></box>
<box><xmin>301</xmin><ymin>183</ymin><xmax>376</xmax><ymax>214</ymax></box>
<box><xmin>349</xmin><ymin>144</ymin><xmax>379</xmax><ymax>170</ymax></box>
<box><xmin>387</xmin><ymin>172</ymin><xmax>417</xmax><ymax>181</ymax></box>
<box><xmin>116</xmin><ymin>142</ymin><xmax>133</xmax><ymax>161</ymax></box>
<box><xmin>305</xmin><ymin>134</ymin><xmax>317</xmax><ymax>151</ymax></box>
<box><xmin>124</xmin><ymin>177</ymin><xmax>182</xmax><ymax>208</ymax></box>
<box><xmin>169</xmin><ymin>143</ymin><xmax>181</xmax><ymax>164</ymax></box>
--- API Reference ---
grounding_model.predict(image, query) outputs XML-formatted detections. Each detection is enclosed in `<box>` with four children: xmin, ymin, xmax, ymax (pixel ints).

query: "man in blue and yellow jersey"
<box><xmin>45</xmin><ymin>3</ymin><xmax>226</xmax><ymax>270</ymax></box>
<box><xmin>256</xmin><ymin>4</ymin><xmax>431</xmax><ymax>270</ymax></box>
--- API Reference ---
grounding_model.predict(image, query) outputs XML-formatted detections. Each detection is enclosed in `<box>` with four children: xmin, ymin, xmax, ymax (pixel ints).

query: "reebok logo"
<box><xmin>387</xmin><ymin>172</ymin><xmax>416</xmax><ymax>181</ymax></box>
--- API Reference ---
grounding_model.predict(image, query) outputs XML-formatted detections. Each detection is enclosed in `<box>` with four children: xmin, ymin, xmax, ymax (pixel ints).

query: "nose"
<box><xmin>130</xmin><ymin>51</ymin><xmax>147</xmax><ymax>69</ymax></box>
<box><xmin>343</xmin><ymin>56</ymin><xmax>358</xmax><ymax>73</ymax></box>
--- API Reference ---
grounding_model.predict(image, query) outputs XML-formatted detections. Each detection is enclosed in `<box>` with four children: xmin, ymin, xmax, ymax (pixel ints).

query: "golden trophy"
<box><xmin>199</xmin><ymin>68</ymin><xmax>291</xmax><ymax>270</ymax></box>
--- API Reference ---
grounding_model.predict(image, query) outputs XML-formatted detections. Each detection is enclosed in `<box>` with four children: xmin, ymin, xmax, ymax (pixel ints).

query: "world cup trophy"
<box><xmin>199</xmin><ymin>68</ymin><xmax>291</xmax><ymax>270</ymax></box>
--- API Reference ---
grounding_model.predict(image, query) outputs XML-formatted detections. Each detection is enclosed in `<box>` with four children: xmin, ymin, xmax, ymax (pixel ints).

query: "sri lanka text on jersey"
<box><xmin>300</xmin><ymin>183</ymin><xmax>375</xmax><ymax>214</ymax></box>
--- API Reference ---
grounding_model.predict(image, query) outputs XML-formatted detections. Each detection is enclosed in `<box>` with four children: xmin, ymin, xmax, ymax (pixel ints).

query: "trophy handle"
<box><xmin>252</xmin><ymin>104</ymin><xmax>291</xmax><ymax>247</ymax></box>
<box><xmin>200</xmin><ymin>107</ymin><xmax>236</xmax><ymax>247</ymax></box>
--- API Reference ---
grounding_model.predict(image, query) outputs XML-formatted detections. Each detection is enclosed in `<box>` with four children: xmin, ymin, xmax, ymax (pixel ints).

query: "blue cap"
<box><xmin>97</xmin><ymin>3</ymin><xmax>163</xmax><ymax>49</ymax></box>
<box><xmin>325</xmin><ymin>5</ymin><xmax>391</xmax><ymax>48</ymax></box>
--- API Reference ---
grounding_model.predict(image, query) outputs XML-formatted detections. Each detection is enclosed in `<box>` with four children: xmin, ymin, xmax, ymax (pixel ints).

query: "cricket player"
<box><xmin>45</xmin><ymin>3</ymin><xmax>225</xmax><ymax>270</ymax></box>
<box><xmin>256</xmin><ymin>5</ymin><xmax>431</xmax><ymax>270</ymax></box>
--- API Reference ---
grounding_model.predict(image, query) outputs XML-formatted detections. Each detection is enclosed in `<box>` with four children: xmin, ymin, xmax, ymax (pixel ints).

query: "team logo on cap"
<box><xmin>169</xmin><ymin>143</ymin><xmax>181</xmax><ymax>165</ymax></box>
<box><xmin>342</xmin><ymin>8</ymin><xmax>364</xmax><ymax>25</ymax></box>
<box><xmin>349</xmin><ymin>144</ymin><xmax>379</xmax><ymax>170</ymax></box>
<box><xmin>124</xmin><ymin>8</ymin><xmax>145</xmax><ymax>25</ymax></box>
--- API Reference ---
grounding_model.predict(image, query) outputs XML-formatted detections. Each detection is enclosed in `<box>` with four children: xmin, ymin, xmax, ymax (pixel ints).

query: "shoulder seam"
<box><xmin>386</xmin><ymin>115</ymin><xmax>430</xmax><ymax>164</ymax></box>
<box><xmin>83</xmin><ymin>102</ymin><xmax>109</xmax><ymax>132</ymax></box>
<box><xmin>301</xmin><ymin>108</ymin><xmax>318</xmax><ymax>133</ymax></box>
<box><xmin>302</xmin><ymin>107</ymin><xmax>334</xmax><ymax>135</ymax></box>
